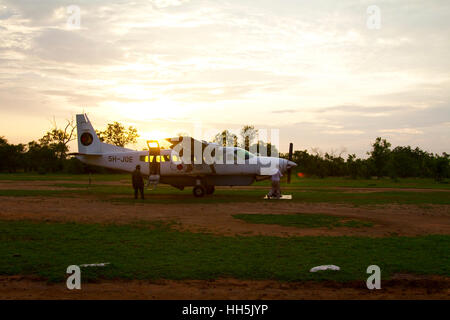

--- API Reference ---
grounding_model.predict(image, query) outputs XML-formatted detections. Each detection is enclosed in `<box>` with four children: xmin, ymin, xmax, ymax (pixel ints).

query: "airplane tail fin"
<box><xmin>76</xmin><ymin>114</ymin><xmax>103</xmax><ymax>154</ymax></box>
<box><xmin>76</xmin><ymin>114</ymin><xmax>131</xmax><ymax>154</ymax></box>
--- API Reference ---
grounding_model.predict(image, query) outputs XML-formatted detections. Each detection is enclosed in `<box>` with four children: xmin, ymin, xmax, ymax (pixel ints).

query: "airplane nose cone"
<box><xmin>287</xmin><ymin>160</ymin><xmax>297</xmax><ymax>169</ymax></box>
<box><xmin>280</xmin><ymin>159</ymin><xmax>297</xmax><ymax>173</ymax></box>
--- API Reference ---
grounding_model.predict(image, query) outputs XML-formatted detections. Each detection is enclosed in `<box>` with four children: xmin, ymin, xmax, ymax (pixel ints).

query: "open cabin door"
<box><xmin>147</xmin><ymin>140</ymin><xmax>161</xmax><ymax>188</ymax></box>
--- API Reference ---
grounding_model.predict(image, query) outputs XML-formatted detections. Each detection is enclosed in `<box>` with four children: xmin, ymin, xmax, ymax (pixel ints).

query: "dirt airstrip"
<box><xmin>1</xmin><ymin>275</ymin><xmax>449</xmax><ymax>300</ymax></box>
<box><xmin>0</xmin><ymin>180</ymin><xmax>449</xmax><ymax>299</ymax></box>
<box><xmin>0</xmin><ymin>195</ymin><xmax>449</xmax><ymax>237</ymax></box>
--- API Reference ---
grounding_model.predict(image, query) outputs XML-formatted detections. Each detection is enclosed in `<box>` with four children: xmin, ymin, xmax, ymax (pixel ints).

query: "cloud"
<box><xmin>31</xmin><ymin>29</ymin><xmax>123</xmax><ymax>65</ymax></box>
<box><xmin>271</xmin><ymin>109</ymin><xmax>299</xmax><ymax>114</ymax></box>
<box><xmin>0</xmin><ymin>0</ymin><xmax>449</xmax><ymax>156</ymax></box>
<box><xmin>0</xmin><ymin>5</ymin><xmax>16</xmax><ymax>20</ymax></box>
<box><xmin>315</xmin><ymin>105</ymin><xmax>404</xmax><ymax>116</ymax></box>
<box><xmin>39</xmin><ymin>90</ymin><xmax>140</xmax><ymax>105</ymax></box>
<box><xmin>311</xmin><ymin>104</ymin><xmax>450</xmax><ymax>129</ymax></box>
<box><xmin>379</xmin><ymin>128</ymin><xmax>423</xmax><ymax>135</ymax></box>
<box><xmin>322</xmin><ymin>129</ymin><xmax>365</xmax><ymax>135</ymax></box>
<box><xmin>151</xmin><ymin>0</ymin><xmax>190</xmax><ymax>8</ymax></box>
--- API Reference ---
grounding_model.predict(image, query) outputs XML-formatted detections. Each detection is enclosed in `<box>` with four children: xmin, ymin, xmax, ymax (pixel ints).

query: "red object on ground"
<box><xmin>297</xmin><ymin>172</ymin><xmax>304</xmax><ymax>178</ymax></box>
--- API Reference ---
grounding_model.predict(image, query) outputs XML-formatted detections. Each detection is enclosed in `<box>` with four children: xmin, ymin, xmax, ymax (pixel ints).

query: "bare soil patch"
<box><xmin>0</xmin><ymin>276</ymin><xmax>448</xmax><ymax>300</ymax></box>
<box><xmin>334</xmin><ymin>187</ymin><xmax>450</xmax><ymax>193</ymax></box>
<box><xmin>0</xmin><ymin>195</ymin><xmax>449</xmax><ymax>237</ymax></box>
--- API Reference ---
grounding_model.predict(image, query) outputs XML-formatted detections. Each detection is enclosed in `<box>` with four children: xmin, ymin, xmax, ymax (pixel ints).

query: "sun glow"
<box><xmin>105</xmin><ymin>97</ymin><xmax>192</xmax><ymax>122</ymax></box>
<box><xmin>139</xmin><ymin>130</ymin><xmax>172</xmax><ymax>149</ymax></box>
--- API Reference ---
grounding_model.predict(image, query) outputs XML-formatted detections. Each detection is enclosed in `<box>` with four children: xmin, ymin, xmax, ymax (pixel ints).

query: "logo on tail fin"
<box><xmin>80</xmin><ymin>132</ymin><xmax>93</xmax><ymax>146</ymax></box>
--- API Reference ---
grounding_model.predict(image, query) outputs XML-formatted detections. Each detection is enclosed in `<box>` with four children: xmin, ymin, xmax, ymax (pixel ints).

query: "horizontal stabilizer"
<box><xmin>68</xmin><ymin>152</ymin><xmax>102</xmax><ymax>157</ymax></box>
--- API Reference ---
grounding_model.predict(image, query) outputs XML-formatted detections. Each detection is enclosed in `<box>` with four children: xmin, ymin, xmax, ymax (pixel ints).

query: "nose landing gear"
<box><xmin>193</xmin><ymin>185</ymin><xmax>206</xmax><ymax>197</ymax></box>
<box><xmin>193</xmin><ymin>185</ymin><xmax>215</xmax><ymax>197</ymax></box>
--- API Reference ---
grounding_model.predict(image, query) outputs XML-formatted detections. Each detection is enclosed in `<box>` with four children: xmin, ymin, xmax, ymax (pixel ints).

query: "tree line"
<box><xmin>0</xmin><ymin>118</ymin><xmax>139</xmax><ymax>174</ymax></box>
<box><xmin>280</xmin><ymin>137</ymin><xmax>449</xmax><ymax>181</ymax></box>
<box><xmin>0</xmin><ymin>120</ymin><xmax>448</xmax><ymax>181</ymax></box>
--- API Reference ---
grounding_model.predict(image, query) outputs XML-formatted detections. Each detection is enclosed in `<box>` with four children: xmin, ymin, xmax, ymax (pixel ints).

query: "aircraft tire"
<box><xmin>193</xmin><ymin>186</ymin><xmax>206</xmax><ymax>197</ymax></box>
<box><xmin>206</xmin><ymin>185</ymin><xmax>215</xmax><ymax>195</ymax></box>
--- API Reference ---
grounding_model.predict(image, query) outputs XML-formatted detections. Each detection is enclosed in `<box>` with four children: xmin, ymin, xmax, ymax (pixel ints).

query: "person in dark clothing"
<box><xmin>132</xmin><ymin>165</ymin><xmax>144</xmax><ymax>199</ymax></box>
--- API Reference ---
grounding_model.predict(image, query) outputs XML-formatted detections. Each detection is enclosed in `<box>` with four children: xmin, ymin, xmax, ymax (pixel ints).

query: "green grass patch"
<box><xmin>0</xmin><ymin>220</ymin><xmax>448</xmax><ymax>282</ymax></box>
<box><xmin>233</xmin><ymin>213</ymin><xmax>373</xmax><ymax>229</ymax></box>
<box><xmin>256</xmin><ymin>177</ymin><xmax>450</xmax><ymax>189</ymax></box>
<box><xmin>0</xmin><ymin>189</ymin><xmax>71</xmax><ymax>197</ymax></box>
<box><xmin>1</xmin><ymin>173</ymin><xmax>449</xmax><ymax>190</ymax></box>
<box><xmin>1</xmin><ymin>185</ymin><xmax>449</xmax><ymax>206</ymax></box>
<box><xmin>0</xmin><ymin>173</ymin><xmax>129</xmax><ymax>182</ymax></box>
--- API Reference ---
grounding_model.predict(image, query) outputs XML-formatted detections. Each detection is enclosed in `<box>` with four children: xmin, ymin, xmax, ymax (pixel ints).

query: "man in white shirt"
<box><xmin>268</xmin><ymin>168</ymin><xmax>282</xmax><ymax>199</ymax></box>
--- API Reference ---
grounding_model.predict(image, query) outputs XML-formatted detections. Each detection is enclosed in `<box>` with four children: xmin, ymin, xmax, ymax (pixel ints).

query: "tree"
<box><xmin>347</xmin><ymin>154</ymin><xmax>358</xmax><ymax>179</ymax></box>
<box><xmin>251</xmin><ymin>140</ymin><xmax>278</xmax><ymax>157</ymax></box>
<box><xmin>96</xmin><ymin>122</ymin><xmax>139</xmax><ymax>147</ymax></box>
<box><xmin>368</xmin><ymin>137</ymin><xmax>391</xmax><ymax>177</ymax></box>
<box><xmin>0</xmin><ymin>137</ymin><xmax>25</xmax><ymax>172</ymax></box>
<box><xmin>388</xmin><ymin>146</ymin><xmax>417</xmax><ymax>178</ymax></box>
<box><xmin>434</xmin><ymin>153</ymin><xmax>449</xmax><ymax>182</ymax></box>
<box><xmin>175</xmin><ymin>131</ymin><xmax>189</xmax><ymax>138</ymax></box>
<box><xmin>213</xmin><ymin>130</ymin><xmax>238</xmax><ymax>147</ymax></box>
<box><xmin>240</xmin><ymin>125</ymin><xmax>258</xmax><ymax>151</ymax></box>
<box><xmin>39</xmin><ymin>117</ymin><xmax>76</xmax><ymax>159</ymax></box>
<box><xmin>24</xmin><ymin>140</ymin><xmax>60</xmax><ymax>173</ymax></box>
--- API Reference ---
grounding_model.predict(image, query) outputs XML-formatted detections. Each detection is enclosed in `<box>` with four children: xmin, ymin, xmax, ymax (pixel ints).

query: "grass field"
<box><xmin>0</xmin><ymin>173</ymin><xmax>128</xmax><ymax>182</ymax></box>
<box><xmin>1</xmin><ymin>188</ymin><xmax>449</xmax><ymax>205</ymax></box>
<box><xmin>1</xmin><ymin>173</ymin><xmax>449</xmax><ymax>189</ymax></box>
<box><xmin>0</xmin><ymin>180</ymin><xmax>449</xmax><ymax>206</ymax></box>
<box><xmin>0</xmin><ymin>173</ymin><xmax>449</xmax><ymax>298</ymax></box>
<box><xmin>1</xmin><ymin>220</ymin><xmax>449</xmax><ymax>283</ymax></box>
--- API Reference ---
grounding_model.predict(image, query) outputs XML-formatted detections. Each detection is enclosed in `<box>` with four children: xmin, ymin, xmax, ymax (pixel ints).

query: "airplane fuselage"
<box><xmin>76</xmin><ymin>147</ymin><xmax>291</xmax><ymax>188</ymax></box>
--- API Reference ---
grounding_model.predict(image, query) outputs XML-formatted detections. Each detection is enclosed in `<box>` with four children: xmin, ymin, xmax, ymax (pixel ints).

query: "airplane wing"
<box><xmin>166</xmin><ymin>137</ymin><xmax>217</xmax><ymax>174</ymax></box>
<box><xmin>165</xmin><ymin>136</ymin><xmax>211</xmax><ymax>155</ymax></box>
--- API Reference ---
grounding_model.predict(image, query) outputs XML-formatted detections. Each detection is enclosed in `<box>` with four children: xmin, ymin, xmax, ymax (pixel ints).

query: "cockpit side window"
<box><xmin>234</xmin><ymin>148</ymin><xmax>254</xmax><ymax>161</ymax></box>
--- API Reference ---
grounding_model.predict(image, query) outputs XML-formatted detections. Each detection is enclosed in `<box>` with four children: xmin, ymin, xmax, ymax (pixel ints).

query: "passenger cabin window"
<box><xmin>139</xmin><ymin>155</ymin><xmax>168</xmax><ymax>162</ymax></box>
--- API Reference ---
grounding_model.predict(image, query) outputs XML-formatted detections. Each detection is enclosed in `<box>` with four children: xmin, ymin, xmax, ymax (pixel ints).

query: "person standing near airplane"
<box><xmin>132</xmin><ymin>165</ymin><xmax>145</xmax><ymax>199</ymax></box>
<box><xmin>268</xmin><ymin>167</ymin><xmax>283</xmax><ymax>199</ymax></box>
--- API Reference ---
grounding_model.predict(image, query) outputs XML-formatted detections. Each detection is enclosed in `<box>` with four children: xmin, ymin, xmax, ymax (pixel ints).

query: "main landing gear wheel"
<box><xmin>206</xmin><ymin>185</ymin><xmax>215</xmax><ymax>195</ymax></box>
<box><xmin>193</xmin><ymin>185</ymin><xmax>206</xmax><ymax>197</ymax></box>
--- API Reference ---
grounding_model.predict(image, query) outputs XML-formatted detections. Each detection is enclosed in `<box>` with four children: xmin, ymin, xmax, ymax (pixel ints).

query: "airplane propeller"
<box><xmin>287</xmin><ymin>142</ymin><xmax>293</xmax><ymax>184</ymax></box>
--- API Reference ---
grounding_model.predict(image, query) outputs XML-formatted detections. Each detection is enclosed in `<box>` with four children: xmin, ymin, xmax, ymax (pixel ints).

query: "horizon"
<box><xmin>1</xmin><ymin>0</ymin><xmax>449</xmax><ymax>157</ymax></box>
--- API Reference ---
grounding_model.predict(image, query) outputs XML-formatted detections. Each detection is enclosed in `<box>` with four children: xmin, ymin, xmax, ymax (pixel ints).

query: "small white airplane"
<box><xmin>72</xmin><ymin>114</ymin><xmax>297</xmax><ymax>197</ymax></box>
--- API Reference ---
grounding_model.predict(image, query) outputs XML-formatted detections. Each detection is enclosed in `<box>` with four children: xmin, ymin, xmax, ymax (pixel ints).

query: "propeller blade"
<box><xmin>287</xmin><ymin>142</ymin><xmax>293</xmax><ymax>184</ymax></box>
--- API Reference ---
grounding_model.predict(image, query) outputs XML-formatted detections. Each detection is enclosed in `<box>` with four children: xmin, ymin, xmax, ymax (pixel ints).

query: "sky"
<box><xmin>0</xmin><ymin>0</ymin><xmax>449</xmax><ymax>156</ymax></box>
